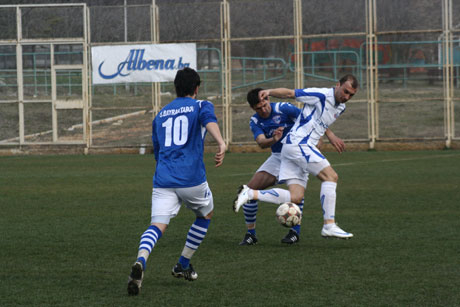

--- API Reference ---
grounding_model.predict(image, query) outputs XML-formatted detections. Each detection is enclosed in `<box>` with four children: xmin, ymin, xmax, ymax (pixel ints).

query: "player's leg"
<box><xmin>278</xmin><ymin>145</ymin><xmax>309</xmax><ymax>244</ymax></box>
<box><xmin>233</xmin><ymin>185</ymin><xmax>291</xmax><ymax>212</ymax></box>
<box><xmin>316</xmin><ymin>165</ymin><xmax>338</xmax><ymax>224</ymax></box>
<box><xmin>240</xmin><ymin>169</ymin><xmax>277</xmax><ymax>245</ymax></box>
<box><xmin>128</xmin><ymin>222</ymin><xmax>166</xmax><ymax>295</ymax></box>
<box><xmin>136</xmin><ymin>223</ymin><xmax>166</xmax><ymax>270</ymax></box>
<box><xmin>128</xmin><ymin>188</ymin><xmax>180</xmax><ymax>295</ymax></box>
<box><xmin>172</xmin><ymin>182</ymin><xmax>214</xmax><ymax>281</ymax></box>
<box><xmin>234</xmin><ymin>153</ymin><xmax>289</xmax><ymax>213</ymax></box>
<box><xmin>240</xmin><ymin>199</ymin><xmax>258</xmax><ymax>245</ymax></box>
<box><xmin>291</xmin><ymin>198</ymin><xmax>304</xmax><ymax>234</ymax></box>
<box><xmin>312</xmin><ymin>161</ymin><xmax>353</xmax><ymax>239</ymax></box>
<box><xmin>280</xmin><ymin>181</ymin><xmax>306</xmax><ymax>244</ymax></box>
<box><xmin>281</xmin><ymin>198</ymin><xmax>304</xmax><ymax>244</ymax></box>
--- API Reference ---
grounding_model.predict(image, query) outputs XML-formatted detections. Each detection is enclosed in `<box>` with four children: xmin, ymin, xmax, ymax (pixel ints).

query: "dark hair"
<box><xmin>247</xmin><ymin>88</ymin><xmax>264</xmax><ymax>108</ymax></box>
<box><xmin>174</xmin><ymin>67</ymin><xmax>201</xmax><ymax>97</ymax></box>
<box><xmin>339</xmin><ymin>74</ymin><xmax>359</xmax><ymax>89</ymax></box>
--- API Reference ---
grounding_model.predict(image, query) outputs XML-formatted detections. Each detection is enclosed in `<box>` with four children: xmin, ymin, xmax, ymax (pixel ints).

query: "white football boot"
<box><xmin>233</xmin><ymin>185</ymin><xmax>251</xmax><ymax>213</ymax></box>
<box><xmin>321</xmin><ymin>223</ymin><xmax>353</xmax><ymax>239</ymax></box>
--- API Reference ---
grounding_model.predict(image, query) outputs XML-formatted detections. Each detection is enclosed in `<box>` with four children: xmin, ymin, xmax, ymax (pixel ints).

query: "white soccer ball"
<box><xmin>276</xmin><ymin>202</ymin><xmax>302</xmax><ymax>227</ymax></box>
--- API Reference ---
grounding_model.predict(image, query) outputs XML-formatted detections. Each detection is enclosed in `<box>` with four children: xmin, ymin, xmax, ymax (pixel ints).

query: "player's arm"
<box><xmin>325</xmin><ymin>128</ymin><xmax>345</xmax><ymax>154</ymax></box>
<box><xmin>255</xmin><ymin>127</ymin><xmax>284</xmax><ymax>149</ymax></box>
<box><xmin>259</xmin><ymin>88</ymin><xmax>296</xmax><ymax>100</ymax></box>
<box><xmin>205</xmin><ymin>122</ymin><xmax>226</xmax><ymax>167</ymax></box>
<box><xmin>152</xmin><ymin>119</ymin><xmax>160</xmax><ymax>160</ymax></box>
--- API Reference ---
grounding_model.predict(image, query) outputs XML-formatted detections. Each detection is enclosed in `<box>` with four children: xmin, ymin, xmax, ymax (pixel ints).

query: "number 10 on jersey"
<box><xmin>162</xmin><ymin>115</ymin><xmax>189</xmax><ymax>147</ymax></box>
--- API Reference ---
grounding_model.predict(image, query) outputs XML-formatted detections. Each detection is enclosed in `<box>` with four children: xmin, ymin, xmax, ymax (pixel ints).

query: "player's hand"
<box><xmin>214</xmin><ymin>143</ymin><xmax>226</xmax><ymax>167</ymax></box>
<box><xmin>329</xmin><ymin>135</ymin><xmax>345</xmax><ymax>153</ymax></box>
<box><xmin>272</xmin><ymin>127</ymin><xmax>284</xmax><ymax>142</ymax></box>
<box><xmin>258</xmin><ymin>90</ymin><xmax>270</xmax><ymax>101</ymax></box>
<box><xmin>325</xmin><ymin>129</ymin><xmax>345</xmax><ymax>154</ymax></box>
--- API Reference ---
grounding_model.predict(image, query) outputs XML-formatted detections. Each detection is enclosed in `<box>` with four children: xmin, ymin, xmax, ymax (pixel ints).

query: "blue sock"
<box><xmin>179</xmin><ymin>217</ymin><xmax>211</xmax><ymax>269</ymax></box>
<box><xmin>291</xmin><ymin>199</ymin><xmax>304</xmax><ymax>234</ymax></box>
<box><xmin>137</xmin><ymin>257</ymin><xmax>146</xmax><ymax>270</ymax></box>
<box><xmin>137</xmin><ymin>225</ymin><xmax>162</xmax><ymax>270</ymax></box>
<box><xmin>243</xmin><ymin>200</ymin><xmax>258</xmax><ymax>226</ymax></box>
<box><xmin>248</xmin><ymin>228</ymin><xmax>256</xmax><ymax>236</ymax></box>
<box><xmin>179</xmin><ymin>256</ymin><xmax>190</xmax><ymax>268</ymax></box>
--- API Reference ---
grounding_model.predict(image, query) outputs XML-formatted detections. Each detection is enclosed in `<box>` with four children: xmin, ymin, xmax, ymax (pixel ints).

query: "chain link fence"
<box><xmin>1</xmin><ymin>0</ymin><xmax>459</xmax><ymax>151</ymax></box>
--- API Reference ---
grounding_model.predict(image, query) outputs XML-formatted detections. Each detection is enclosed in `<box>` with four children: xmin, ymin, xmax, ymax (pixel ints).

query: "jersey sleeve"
<box><xmin>198</xmin><ymin>100</ymin><xmax>218</xmax><ymax>126</ymax></box>
<box><xmin>249</xmin><ymin>116</ymin><xmax>264</xmax><ymax>140</ymax></box>
<box><xmin>279</xmin><ymin>102</ymin><xmax>301</xmax><ymax>121</ymax></box>
<box><xmin>151</xmin><ymin>118</ymin><xmax>159</xmax><ymax>161</ymax></box>
<box><xmin>295</xmin><ymin>88</ymin><xmax>326</xmax><ymax>106</ymax></box>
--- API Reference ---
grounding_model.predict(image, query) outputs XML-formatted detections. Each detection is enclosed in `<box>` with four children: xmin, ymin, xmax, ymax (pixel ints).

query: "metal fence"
<box><xmin>1</xmin><ymin>0</ymin><xmax>459</xmax><ymax>151</ymax></box>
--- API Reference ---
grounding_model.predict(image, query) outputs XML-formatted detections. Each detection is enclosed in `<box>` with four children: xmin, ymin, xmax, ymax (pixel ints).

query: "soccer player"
<box><xmin>127</xmin><ymin>67</ymin><xmax>226</xmax><ymax>296</ymax></box>
<box><xmin>234</xmin><ymin>75</ymin><xmax>357</xmax><ymax>239</ymax></box>
<box><xmin>236</xmin><ymin>88</ymin><xmax>302</xmax><ymax>245</ymax></box>
<box><xmin>236</xmin><ymin>88</ymin><xmax>346</xmax><ymax>245</ymax></box>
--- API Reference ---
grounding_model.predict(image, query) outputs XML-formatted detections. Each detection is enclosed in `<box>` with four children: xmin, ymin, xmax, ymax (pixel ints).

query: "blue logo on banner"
<box><xmin>98</xmin><ymin>49</ymin><xmax>191</xmax><ymax>79</ymax></box>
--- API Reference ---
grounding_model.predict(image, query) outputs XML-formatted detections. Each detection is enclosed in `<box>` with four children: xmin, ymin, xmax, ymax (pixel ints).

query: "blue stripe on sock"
<box><xmin>183</xmin><ymin>217</ymin><xmax>211</xmax><ymax>252</ymax></box>
<box><xmin>137</xmin><ymin>257</ymin><xmax>146</xmax><ymax>270</ymax></box>
<box><xmin>320</xmin><ymin>195</ymin><xmax>325</xmax><ymax>216</ymax></box>
<box><xmin>140</xmin><ymin>240</ymin><xmax>153</xmax><ymax>250</ymax></box>
<box><xmin>292</xmin><ymin>225</ymin><xmax>301</xmax><ymax>234</ymax></box>
<box><xmin>243</xmin><ymin>200</ymin><xmax>258</xmax><ymax>225</ymax></box>
<box><xmin>190</xmin><ymin>226</ymin><xmax>207</xmax><ymax>236</ymax></box>
<box><xmin>186</xmin><ymin>236</ymin><xmax>202</xmax><ymax>245</ymax></box>
<box><xmin>136</xmin><ymin>225</ymin><xmax>163</xmax><ymax>271</ymax></box>
<box><xmin>148</xmin><ymin>225</ymin><xmax>163</xmax><ymax>238</ymax></box>
<box><xmin>194</xmin><ymin>217</ymin><xmax>211</xmax><ymax>229</ymax></box>
<box><xmin>187</xmin><ymin>232</ymin><xmax>204</xmax><ymax>241</ymax></box>
<box><xmin>291</xmin><ymin>200</ymin><xmax>304</xmax><ymax>234</ymax></box>
<box><xmin>138</xmin><ymin>225</ymin><xmax>163</xmax><ymax>252</ymax></box>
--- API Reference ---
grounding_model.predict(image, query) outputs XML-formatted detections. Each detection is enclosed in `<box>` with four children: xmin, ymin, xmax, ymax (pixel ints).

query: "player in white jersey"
<box><xmin>234</xmin><ymin>75</ymin><xmax>357</xmax><ymax>239</ymax></box>
<box><xmin>127</xmin><ymin>68</ymin><xmax>226</xmax><ymax>295</ymax></box>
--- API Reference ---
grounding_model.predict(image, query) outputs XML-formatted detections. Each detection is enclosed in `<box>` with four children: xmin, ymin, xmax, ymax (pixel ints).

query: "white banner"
<box><xmin>91</xmin><ymin>43</ymin><xmax>196</xmax><ymax>84</ymax></box>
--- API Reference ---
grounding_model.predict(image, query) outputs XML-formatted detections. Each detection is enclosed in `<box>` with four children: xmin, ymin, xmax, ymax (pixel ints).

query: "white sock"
<box><xmin>256</xmin><ymin>188</ymin><xmax>291</xmax><ymax>204</ymax></box>
<box><xmin>323</xmin><ymin>223</ymin><xmax>336</xmax><ymax>230</ymax></box>
<box><xmin>320</xmin><ymin>181</ymin><xmax>337</xmax><ymax>221</ymax></box>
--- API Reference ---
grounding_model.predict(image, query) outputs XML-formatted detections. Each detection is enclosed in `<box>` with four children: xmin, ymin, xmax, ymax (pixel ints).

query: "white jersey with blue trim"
<box><xmin>250</xmin><ymin>102</ymin><xmax>301</xmax><ymax>153</ymax></box>
<box><xmin>284</xmin><ymin>87</ymin><xmax>346</xmax><ymax>146</ymax></box>
<box><xmin>152</xmin><ymin>97</ymin><xmax>217</xmax><ymax>188</ymax></box>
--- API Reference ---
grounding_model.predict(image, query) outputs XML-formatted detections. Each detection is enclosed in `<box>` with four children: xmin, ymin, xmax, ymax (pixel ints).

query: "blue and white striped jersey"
<box><xmin>284</xmin><ymin>88</ymin><xmax>346</xmax><ymax>146</ymax></box>
<box><xmin>152</xmin><ymin>97</ymin><xmax>217</xmax><ymax>188</ymax></box>
<box><xmin>250</xmin><ymin>102</ymin><xmax>301</xmax><ymax>153</ymax></box>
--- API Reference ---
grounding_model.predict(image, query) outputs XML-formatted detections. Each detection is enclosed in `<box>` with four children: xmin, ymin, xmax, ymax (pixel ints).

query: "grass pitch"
<box><xmin>0</xmin><ymin>150</ymin><xmax>459</xmax><ymax>306</ymax></box>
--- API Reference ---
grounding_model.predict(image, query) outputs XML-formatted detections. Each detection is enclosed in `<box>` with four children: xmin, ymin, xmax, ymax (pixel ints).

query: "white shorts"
<box><xmin>256</xmin><ymin>153</ymin><xmax>282</xmax><ymax>178</ymax></box>
<box><xmin>279</xmin><ymin>144</ymin><xmax>330</xmax><ymax>185</ymax></box>
<box><xmin>150</xmin><ymin>181</ymin><xmax>213</xmax><ymax>224</ymax></box>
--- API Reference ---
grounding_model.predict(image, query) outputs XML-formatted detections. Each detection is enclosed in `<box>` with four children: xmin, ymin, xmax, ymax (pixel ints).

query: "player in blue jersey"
<box><xmin>235</xmin><ymin>88</ymin><xmax>346</xmax><ymax>245</ymax></box>
<box><xmin>128</xmin><ymin>68</ymin><xmax>226</xmax><ymax>296</ymax></box>
<box><xmin>234</xmin><ymin>75</ymin><xmax>357</xmax><ymax>240</ymax></box>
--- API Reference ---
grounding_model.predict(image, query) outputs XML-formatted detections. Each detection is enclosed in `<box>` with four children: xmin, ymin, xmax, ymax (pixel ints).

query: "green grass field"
<box><xmin>1</xmin><ymin>150</ymin><xmax>459</xmax><ymax>306</ymax></box>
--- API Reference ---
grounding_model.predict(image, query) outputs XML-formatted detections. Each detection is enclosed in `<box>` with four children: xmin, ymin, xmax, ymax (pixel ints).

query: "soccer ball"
<box><xmin>276</xmin><ymin>202</ymin><xmax>302</xmax><ymax>227</ymax></box>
